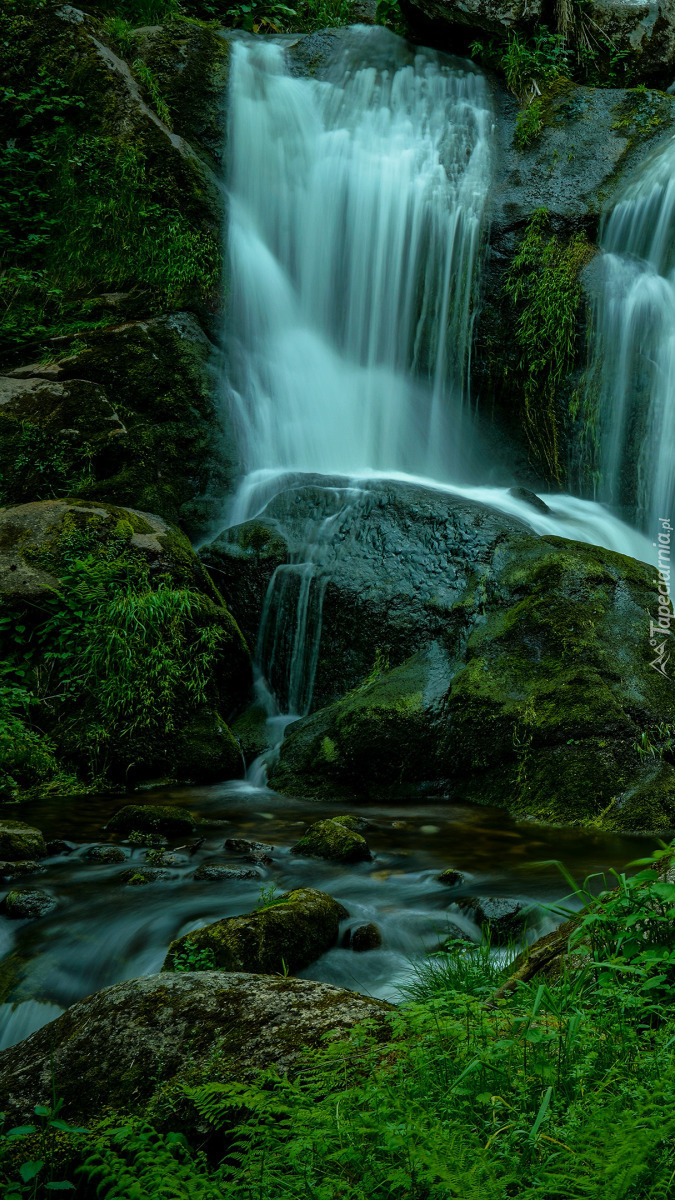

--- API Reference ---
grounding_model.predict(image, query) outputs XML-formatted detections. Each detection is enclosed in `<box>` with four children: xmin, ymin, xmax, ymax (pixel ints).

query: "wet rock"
<box><xmin>0</xmin><ymin>972</ymin><xmax>393</xmax><ymax>1123</ymax></box>
<box><xmin>194</xmin><ymin>864</ymin><xmax>259</xmax><ymax>882</ymax></box>
<box><xmin>108</xmin><ymin>805</ymin><xmax>197</xmax><ymax>836</ymax></box>
<box><xmin>2</xmin><ymin>889</ymin><xmax>57</xmax><ymax>920</ymax></box>
<box><xmin>0</xmin><ymin>822</ymin><xmax>46</xmax><ymax>862</ymax></box>
<box><xmin>45</xmin><ymin>840</ymin><xmax>75</xmax><ymax>856</ymax></box>
<box><xmin>291</xmin><ymin>817</ymin><xmax>371</xmax><ymax>864</ymax></box>
<box><xmin>231</xmin><ymin>705</ymin><xmax>274</xmax><ymax>763</ymax></box>
<box><xmin>462</xmin><ymin>897</ymin><xmax>532</xmax><ymax>944</ymax></box>
<box><xmin>350</xmin><ymin>923</ymin><xmax>382</xmax><ymax>952</ymax></box>
<box><xmin>438</xmin><ymin>868</ymin><xmax>464</xmax><ymax>887</ymax></box>
<box><xmin>163</xmin><ymin>887</ymin><xmax>348</xmax><ymax>975</ymax></box>
<box><xmin>260</xmin><ymin>481</ymin><xmax>675</xmax><ymax>830</ymax></box>
<box><xmin>85</xmin><ymin>845</ymin><xmax>127</xmax><ymax>864</ymax></box>
<box><xmin>408</xmin><ymin>0</ymin><xmax>543</xmax><ymax>38</ymax></box>
<box><xmin>224</xmin><ymin>837</ymin><xmax>274</xmax><ymax>854</ymax></box>
<box><xmin>244</xmin><ymin>850</ymin><xmax>275</xmax><ymax>866</ymax></box>
<box><xmin>508</xmin><ymin>488</ymin><xmax>550</xmax><ymax>514</ymax></box>
<box><xmin>120</xmin><ymin>867</ymin><xmax>171</xmax><ymax>886</ymax></box>
<box><xmin>0</xmin><ymin>861</ymin><xmax>44</xmax><ymax>880</ymax></box>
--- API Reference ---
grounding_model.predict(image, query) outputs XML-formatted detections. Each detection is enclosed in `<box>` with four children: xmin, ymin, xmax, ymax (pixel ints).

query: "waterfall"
<box><xmin>586</xmin><ymin>136</ymin><xmax>675</xmax><ymax>532</ymax></box>
<box><xmin>226</xmin><ymin>27</ymin><xmax>493</xmax><ymax>521</ymax></box>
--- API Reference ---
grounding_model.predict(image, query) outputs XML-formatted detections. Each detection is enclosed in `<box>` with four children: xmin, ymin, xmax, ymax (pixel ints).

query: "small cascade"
<box><xmin>586</xmin><ymin>136</ymin><xmax>675</xmax><ymax>531</ymax></box>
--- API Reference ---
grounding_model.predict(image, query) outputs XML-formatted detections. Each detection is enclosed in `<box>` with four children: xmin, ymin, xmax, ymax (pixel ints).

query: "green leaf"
<box><xmin>19</xmin><ymin>1160</ymin><xmax>44</xmax><ymax>1182</ymax></box>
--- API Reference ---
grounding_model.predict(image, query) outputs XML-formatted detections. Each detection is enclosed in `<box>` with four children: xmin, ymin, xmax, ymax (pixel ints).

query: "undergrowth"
<box><xmin>4</xmin><ymin>848</ymin><xmax>675</xmax><ymax>1196</ymax></box>
<box><xmin>504</xmin><ymin>207</ymin><xmax>594</xmax><ymax>483</ymax></box>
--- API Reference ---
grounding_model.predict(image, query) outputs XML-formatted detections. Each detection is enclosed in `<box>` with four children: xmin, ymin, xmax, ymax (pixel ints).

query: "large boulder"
<box><xmin>291</xmin><ymin>817</ymin><xmax>372</xmax><ymax>863</ymax></box>
<box><xmin>0</xmin><ymin>972</ymin><xmax>393</xmax><ymax>1124</ymax></box>
<box><xmin>0</xmin><ymin>821</ymin><xmax>46</xmax><ymax>862</ymax></box>
<box><xmin>0</xmin><ymin>499</ymin><xmax>250</xmax><ymax>794</ymax></box>
<box><xmin>163</xmin><ymin>888</ymin><xmax>348</xmax><ymax>975</ymax></box>
<box><xmin>243</xmin><ymin>480</ymin><xmax>675</xmax><ymax>830</ymax></box>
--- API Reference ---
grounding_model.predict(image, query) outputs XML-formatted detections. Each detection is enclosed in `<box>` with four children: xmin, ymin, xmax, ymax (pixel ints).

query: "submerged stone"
<box><xmin>350</xmin><ymin>923</ymin><xmax>382</xmax><ymax>952</ymax></box>
<box><xmin>163</xmin><ymin>887</ymin><xmax>348</xmax><ymax>975</ymax></box>
<box><xmin>85</xmin><ymin>845</ymin><xmax>127</xmax><ymax>864</ymax></box>
<box><xmin>438</xmin><ymin>869</ymin><xmax>464</xmax><ymax>887</ymax></box>
<box><xmin>108</xmin><ymin>805</ymin><xmax>197</xmax><ymax>836</ymax></box>
<box><xmin>193</xmin><ymin>864</ymin><xmax>259</xmax><ymax>882</ymax></box>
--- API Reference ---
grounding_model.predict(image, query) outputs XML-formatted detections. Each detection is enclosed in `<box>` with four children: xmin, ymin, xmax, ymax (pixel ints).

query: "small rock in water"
<box><xmin>107</xmin><ymin>805</ymin><xmax>196</xmax><ymax>836</ymax></box>
<box><xmin>508</xmin><ymin>487</ymin><xmax>551</xmax><ymax>514</ymax></box>
<box><xmin>85</xmin><ymin>845</ymin><xmax>127</xmax><ymax>864</ymax></box>
<box><xmin>0</xmin><ymin>860</ymin><xmax>44</xmax><ymax>880</ymax></box>
<box><xmin>462</xmin><ymin>897</ymin><xmax>532</xmax><ymax>944</ymax></box>
<box><xmin>245</xmin><ymin>851</ymin><xmax>275</xmax><ymax>866</ymax></box>
<box><xmin>350</xmin><ymin>923</ymin><xmax>382</xmax><ymax>952</ymax></box>
<box><xmin>194</xmin><ymin>864</ymin><xmax>259</xmax><ymax>882</ymax></box>
<box><xmin>46</xmin><ymin>840</ymin><xmax>75</xmax><ymax>856</ymax></box>
<box><xmin>225</xmin><ymin>838</ymin><xmax>274</xmax><ymax>855</ymax></box>
<box><xmin>391</xmin><ymin>820</ymin><xmax>409</xmax><ymax>830</ymax></box>
<box><xmin>120</xmin><ymin>867</ymin><xmax>170</xmax><ymax>887</ymax></box>
<box><xmin>420</xmin><ymin>825</ymin><xmax>441</xmax><ymax>835</ymax></box>
<box><xmin>291</xmin><ymin>818</ymin><xmax>371</xmax><ymax>864</ymax></box>
<box><xmin>438</xmin><ymin>868</ymin><xmax>464</xmax><ymax>887</ymax></box>
<box><xmin>3</xmin><ymin>888</ymin><xmax>57</xmax><ymax>920</ymax></box>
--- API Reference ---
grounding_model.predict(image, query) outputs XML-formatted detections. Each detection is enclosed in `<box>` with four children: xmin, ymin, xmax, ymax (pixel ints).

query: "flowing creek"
<box><xmin>0</xmin><ymin>784</ymin><xmax>658</xmax><ymax>1050</ymax></box>
<box><xmin>2</xmin><ymin>25</ymin><xmax>673</xmax><ymax>1052</ymax></box>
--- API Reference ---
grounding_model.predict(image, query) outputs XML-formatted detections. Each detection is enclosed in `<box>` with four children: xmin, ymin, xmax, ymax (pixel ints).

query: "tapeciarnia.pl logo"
<box><xmin>650</xmin><ymin>517</ymin><xmax>673</xmax><ymax>678</ymax></box>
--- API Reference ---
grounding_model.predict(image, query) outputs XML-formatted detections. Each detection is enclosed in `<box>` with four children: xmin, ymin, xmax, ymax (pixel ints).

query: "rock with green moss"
<box><xmin>0</xmin><ymin>315</ymin><xmax>238</xmax><ymax>537</ymax></box>
<box><xmin>0</xmin><ymin>822</ymin><xmax>46</xmax><ymax>862</ymax></box>
<box><xmin>163</xmin><ymin>888</ymin><xmax>348</xmax><ymax>975</ymax></box>
<box><xmin>0</xmin><ymin>971</ymin><xmax>393</xmax><ymax>1124</ymax></box>
<box><xmin>262</xmin><ymin>483</ymin><xmax>675</xmax><ymax>830</ymax></box>
<box><xmin>291</xmin><ymin>817</ymin><xmax>372</xmax><ymax>863</ymax></box>
<box><xmin>2</xmin><ymin>889</ymin><xmax>56</xmax><ymax>921</ymax></box>
<box><xmin>461</xmin><ymin>897</ymin><xmax>532</xmax><ymax>944</ymax></box>
<box><xmin>438</xmin><ymin>869</ymin><xmax>464</xmax><ymax>887</ymax></box>
<box><xmin>108</xmin><ymin>804</ymin><xmax>197</xmax><ymax>836</ymax></box>
<box><xmin>0</xmin><ymin>499</ymin><xmax>251</xmax><ymax>795</ymax></box>
<box><xmin>85</xmin><ymin>845</ymin><xmax>127</xmax><ymax>864</ymax></box>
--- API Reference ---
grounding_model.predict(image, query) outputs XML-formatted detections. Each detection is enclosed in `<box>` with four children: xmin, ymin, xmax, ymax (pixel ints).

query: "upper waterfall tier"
<box><xmin>225</xmin><ymin>28</ymin><xmax>493</xmax><ymax>500</ymax></box>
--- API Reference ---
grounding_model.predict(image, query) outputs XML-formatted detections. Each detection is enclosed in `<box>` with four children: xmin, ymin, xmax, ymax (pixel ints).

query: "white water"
<box><xmin>587</xmin><ymin>135</ymin><xmax>675</xmax><ymax>532</ymax></box>
<box><xmin>225</xmin><ymin>27</ymin><xmax>655</xmax><ymax>569</ymax></box>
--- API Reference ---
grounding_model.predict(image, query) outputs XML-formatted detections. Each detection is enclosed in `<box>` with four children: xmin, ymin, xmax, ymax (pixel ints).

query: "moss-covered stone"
<box><xmin>0</xmin><ymin>822</ymin><xmax>46</xmax><ymax>862</ymax></box>
<box><xmin>107</xmin><ymin>804</ymin><xmax>198</xmax><ymax>836</ymax></box>
<box><xmin>0</xmin><ymin>971</ymin><xmax>393</xmax><ymax>1125</ymax></box>
<box><xmin>163</xmin><ymin>888</ymin><xmax>348</xmax><ymax>975</ymax></box>
<box><xmin>2</xmin><ymin>889</ymin><xmax>56</xmax><ymax>921</ymax></box>
<box><xmin>291</xmin><ymin>818</ymin><xmax>372</xmax><ymax>863</ymax></box>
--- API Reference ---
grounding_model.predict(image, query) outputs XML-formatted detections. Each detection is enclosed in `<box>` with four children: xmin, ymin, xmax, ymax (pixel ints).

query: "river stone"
<box><xmin>350</xmin><ymin>923</ymin><xmax>382</xmax><ymax>952</ymax></box>
<box><xmin>0</xmin><ymin>971</ymin><xmax>394</xmax><ymax>1124</ymax></box>
<box><xmin>163</xmin><ymin>887</ymin><xmax>348</xmax><ymax>975</ymax></box>
<box><xmin>462</xmin><ymin>897</ymin><xmax>531</xmax><ymax>943</ymax></box>
<box><xmin>224</xmin><ymin>837</ymin><xmax>274</xmax><ymax>854</ymax></box>
<box><xmin>193</xmin><ymin>864</ymin><xmax>259</xmax><ymax>881</ymax></box>
<box><xmin>257</xmin><ymin>479</ymin><xmax>675</xmax><ymax>831</ymax></box>
<box><xmin>291</xmin><ymin>817</ymin><xmax>372</xmax><ymax>863</ymax></box>
<box><xmin>120</xmin><ymin>867</ymin><xmax>171</xmax><ymax>886</ymax></box>
<box><xmin>438</xmin><ymin>868</ymin><xmax>465</xmax><ymax>886</ymax></box>
<box><xmin>2</xmin><ymin>889</ymin><xmax>57</xmax><ymax>920</ymax></box>
<box><xmin>0</xmin><ymin>860</ymin><xmax>44</xmax><ymax>880</ymax></box>
<box><xmin>85</xmin><ymin>844</ymin><xmax>127</xmax><ymax>864</ymax></box>
<box><xmin>108</xmin><ymin>804</ymin><xmax>197</xmax><ymax>836</ymax></box>
<box><xmin>0</xmin><ymin>821</ymin><xmax>46</xmax><ymax>862</ymax></box>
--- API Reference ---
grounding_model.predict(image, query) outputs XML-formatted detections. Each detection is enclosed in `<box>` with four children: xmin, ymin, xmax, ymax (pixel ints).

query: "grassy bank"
<box><xmin>3</xmin><ymin>847</ymin><xmax>675</xmax><ymax>1197</ymax></box>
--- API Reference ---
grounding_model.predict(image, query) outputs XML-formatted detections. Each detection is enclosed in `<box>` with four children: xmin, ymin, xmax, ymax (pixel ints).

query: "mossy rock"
<box><xmin>107</xmin><ymin>804</ymin><xmax>197</xmax><ymax>836</ymax></box>
<box><xmin>163</xmin><ymin>887</ymin><xmax>348</xmax><ymax>975</ymax></box>
<box><xmin>0</xmin><ymin>972</ymin><xmax>393</xmax><ymax>1125</ymax></box>
<box><xmin>230</xmin><ymin>704</ymin><xmax>274</xmax><ymax>764</ymax></box>
<box><xmin>0</xmin><ymin>822</ymin><xmax>46</xmax><ymax>862</ymax></box>
<box><xmin>2</xmin><ymin>889</ymin><xmax>56</xmax><ymax>921</ymax></box>
<box><xmin>291</xmin><ymin>817</ymin><xmax>372</xmax><ymax>863</ymax></box>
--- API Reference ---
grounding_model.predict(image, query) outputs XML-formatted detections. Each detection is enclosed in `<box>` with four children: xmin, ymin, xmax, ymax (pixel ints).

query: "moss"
<box><xmin>107</xmin><ymin>804</ymin><xmax>197</xmax><ymax>835</ymax></box>
<box><xmin>503</xmin><ymin>209</ymin><xmax>596</xmax><ymax>483</ymax></box>
<box><xmin>0</xmin><ymin>821</ymin><xmax>46</xmax><ymax>861</ymax></box>
<box><xmin>163</xmin><ymin>888</ymin><xmax>348</xmax><ymax>975</ymax></box>
<box><xmin>290</xmin><ymin>818</ymin><xmax>371</xmax><ymax>863</ymax></box>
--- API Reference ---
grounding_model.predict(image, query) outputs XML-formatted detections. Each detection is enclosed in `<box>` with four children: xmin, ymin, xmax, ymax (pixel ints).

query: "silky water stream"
<box><xmin>0</xmin><ymin>27</ymin><xmax>669</xmax><ymax>1049</ymax></box>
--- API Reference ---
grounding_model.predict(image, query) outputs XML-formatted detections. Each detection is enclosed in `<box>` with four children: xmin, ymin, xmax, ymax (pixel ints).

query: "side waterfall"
<box><xmin>586</xmin><ymin>135</ymin><xmax>675</xmax><ymax>532</ymax></box>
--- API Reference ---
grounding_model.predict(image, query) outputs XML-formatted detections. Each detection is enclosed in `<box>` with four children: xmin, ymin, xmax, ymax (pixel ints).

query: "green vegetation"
<box><xmin>503</xmin><ymin>208</ymin><xmax>594</xmax><ymax>483</ymax></box>
<box><xmin>4</xmin><ymin>849</ymin><xmax>675</xmax><ymax>1196</ymax></box>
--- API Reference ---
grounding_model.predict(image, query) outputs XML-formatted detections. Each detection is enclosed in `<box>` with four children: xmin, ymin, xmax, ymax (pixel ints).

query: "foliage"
<box><xmin>375</xmin><ymin>0</ymin><xmax>407</xmax><ymax>37</ymax></box>
<box><xmin>172</xmin><ymin>943</ymin><xmax>217</xmax><ymax>972</ymax></box>
<box><xmin>471</xmin><ymin>28</ymin><xmax>570</xmax><ymax>103</ymax></box>
<box><xmin>0</xmin><ymin>1099</ymin><xmax>85</xmax><ymax>1199</ymax></box>
<box><xmin>0</xmin><ymin>846</ymin><xmax>670</xmax><ymax>1198</ymax></box>
<box><xmin>503</xmin><ymin>207</ymin><xmax>594</xmax><ymax>482</ymax></box>
<box><xmin>0</xmin><ymin>521</ymin><xmax>228</xmax><ymax>787</ymax></box>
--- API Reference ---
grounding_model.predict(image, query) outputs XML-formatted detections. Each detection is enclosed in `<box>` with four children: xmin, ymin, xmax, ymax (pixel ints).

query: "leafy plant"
<box><xmin>171</xmin><ymin>944</ymin><xmax>217</xmax><ymax>972</ymax></box>
<box><xmin>0</xmin><ymin>1099</ymin><xmax>85</xmax><ymax>1198</ymax></box>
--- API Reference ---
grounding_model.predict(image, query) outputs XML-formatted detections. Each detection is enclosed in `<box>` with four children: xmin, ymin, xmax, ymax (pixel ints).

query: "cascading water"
<box><xmin>226</xmin><ymin>28</ymin><xmax>493</xmax><ymax>521</ymax></box>
<box><xmin>586</xmin><ymin>136</ymin><xmax>675</xmax><ymax>532</ymax></box>
<box><xmin>223</xmin><ymin>28</ymin><xmax>654</xmax><ymax>724</ymax></box>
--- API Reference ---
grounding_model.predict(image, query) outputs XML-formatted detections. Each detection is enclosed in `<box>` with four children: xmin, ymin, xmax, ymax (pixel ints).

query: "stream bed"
<box><xmin>0</xmin><ymin>784</ymin><xmax>658</xmax><ymax>1051</ymax></box>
